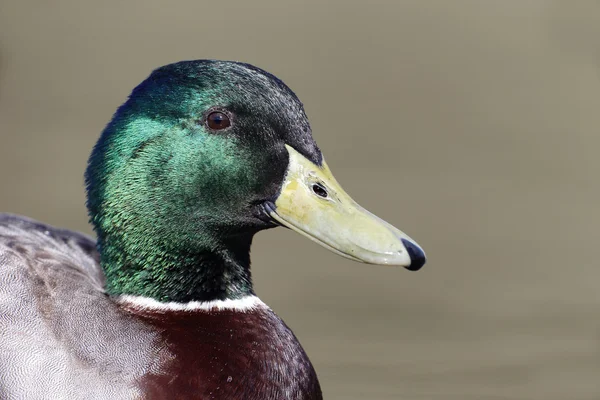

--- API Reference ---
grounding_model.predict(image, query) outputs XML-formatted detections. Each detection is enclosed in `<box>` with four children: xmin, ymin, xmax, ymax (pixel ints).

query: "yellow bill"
<box><xmin>267</xmin><ymin>145</ymin><xmax>426</xmax><ymax>270</ymax></box>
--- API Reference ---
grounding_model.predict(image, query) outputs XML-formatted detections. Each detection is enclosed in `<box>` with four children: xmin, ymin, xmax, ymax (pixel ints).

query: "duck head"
<box><xmin>86</xmin><ymin>60</ymin><xmax>425</xmax><ymax>303</ymax></box>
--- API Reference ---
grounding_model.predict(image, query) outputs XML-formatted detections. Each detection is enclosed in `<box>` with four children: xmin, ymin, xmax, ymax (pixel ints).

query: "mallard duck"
<box><xmin>0</xmin><ymin>60</ymin><xmax>425</xmax><ymax>399</ymax></box>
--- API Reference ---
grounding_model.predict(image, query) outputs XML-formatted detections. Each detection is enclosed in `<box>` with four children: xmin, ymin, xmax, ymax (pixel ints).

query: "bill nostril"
<box><xmin>401</xmin><ymin>238</ymin><xmax>426</xmax><ymax>271</ymax></box>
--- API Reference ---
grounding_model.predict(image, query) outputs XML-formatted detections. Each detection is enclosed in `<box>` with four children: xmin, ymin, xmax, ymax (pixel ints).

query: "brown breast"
<box><xmin>122</xmin><ymin>304</ymin><xmax>323</xmax><ymax>400</ymax></box>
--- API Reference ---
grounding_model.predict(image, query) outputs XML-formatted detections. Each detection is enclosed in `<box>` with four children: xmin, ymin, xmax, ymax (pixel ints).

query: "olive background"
<box><xmin>0</xmin><ymin>1</ymin><xmax>598</xmax><ymax>399</ymax></box>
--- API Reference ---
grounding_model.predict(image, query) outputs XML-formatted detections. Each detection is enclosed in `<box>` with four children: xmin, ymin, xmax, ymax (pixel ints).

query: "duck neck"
<box><xmin>99</xmin><ymin>231</ymin><xmax>255</xmax><ymax>303</ymax></box>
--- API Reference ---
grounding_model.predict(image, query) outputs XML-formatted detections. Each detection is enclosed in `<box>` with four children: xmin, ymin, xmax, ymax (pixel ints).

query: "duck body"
<box><xmin>0</xmin><ymin>214</ymin><xmax>320</xmax><ymax>399</ymax></box>
<box><xmin>0</xmin><ymin>60</ymin><xmax>425</xmax><ymax>399</ymax></box>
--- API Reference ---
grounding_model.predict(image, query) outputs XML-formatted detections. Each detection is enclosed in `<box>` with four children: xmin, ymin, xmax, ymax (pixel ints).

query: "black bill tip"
<box><xmin>401</xmin><ymin>238</ymin><xmax>426</xmax><ymax>271</ymax></box>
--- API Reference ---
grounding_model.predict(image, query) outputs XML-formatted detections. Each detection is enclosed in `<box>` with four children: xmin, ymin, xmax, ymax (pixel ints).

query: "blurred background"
<box><xmin>1</xmin><ymin>1</ymin><xmax>599</xmax><ymax>399</ymax></box>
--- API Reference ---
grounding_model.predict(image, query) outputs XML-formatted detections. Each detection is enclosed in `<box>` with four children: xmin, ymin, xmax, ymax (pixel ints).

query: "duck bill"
<box><xmin>266</xmin><ymin>145</ymin><xmax>426</xmax><ymax>270</ymax></box>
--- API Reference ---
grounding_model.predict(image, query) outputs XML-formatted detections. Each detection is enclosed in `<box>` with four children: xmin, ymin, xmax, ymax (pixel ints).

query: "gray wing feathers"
<box><xmin>0</xmin><ymin>214</ymin><xmax>156</xmax><ymax>400</ymax></box>
<box><xmin>0</xmin><ymin>213</ymin><xmax>103</xmax><ymax>288</ymax></box>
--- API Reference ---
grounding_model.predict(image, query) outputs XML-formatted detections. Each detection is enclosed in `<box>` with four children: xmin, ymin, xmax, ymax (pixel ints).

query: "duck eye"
<box><xmin>312</xmin><ymin>183</ymin><xmax>328</xmax><ymax>198</ymax></box>
<box><xmin>206</xmin><ymin>111</ymin><xmax>231</xmax><ymax>130</ymax></box>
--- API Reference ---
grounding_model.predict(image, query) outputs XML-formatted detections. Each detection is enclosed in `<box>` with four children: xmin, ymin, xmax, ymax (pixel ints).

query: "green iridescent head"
<box><xmin>86</xmin><ymin>60</ymin><xmax>425</xmax><ymax>303</ymax></box>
